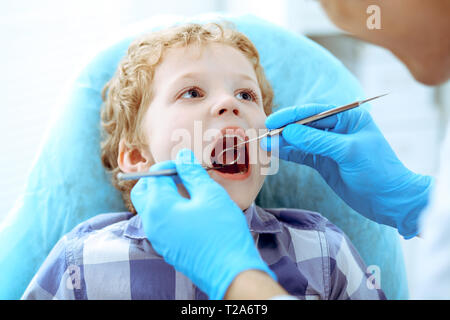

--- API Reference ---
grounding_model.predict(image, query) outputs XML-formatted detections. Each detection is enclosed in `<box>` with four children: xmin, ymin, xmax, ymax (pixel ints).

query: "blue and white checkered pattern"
<box><xmin>21</xmin><ymin>204</ymin><xmax>385</xmax><ymax>300</ymax></box>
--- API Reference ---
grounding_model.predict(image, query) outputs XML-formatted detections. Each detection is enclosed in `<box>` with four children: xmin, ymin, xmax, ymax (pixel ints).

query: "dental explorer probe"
<box><xmin>117</xmin><ymin>93</ymin><xmax>388</xmax><ymax>180</ymax></box>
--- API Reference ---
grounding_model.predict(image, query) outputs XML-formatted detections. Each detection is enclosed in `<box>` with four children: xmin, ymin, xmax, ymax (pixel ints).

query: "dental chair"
<box><xmin>0</xmin><ymin>14</ymin><xmax>408</xmax><ymax>300</ymax></box>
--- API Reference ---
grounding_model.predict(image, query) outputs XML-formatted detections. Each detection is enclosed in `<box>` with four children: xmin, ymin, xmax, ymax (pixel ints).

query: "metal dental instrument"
<box><xmin>216</xmin><ymin>93</ymin><xmax>389</xmax><ymax>158</ymax></box>
<box><xmin>117</xmin><ymin>151</ymin><xmax>242</xmax><ymax>180</ymax></box>
<box><xmin>117</xmin><ymin>93</ymin><xmax>388</xmax><ymax>181</ymax></box>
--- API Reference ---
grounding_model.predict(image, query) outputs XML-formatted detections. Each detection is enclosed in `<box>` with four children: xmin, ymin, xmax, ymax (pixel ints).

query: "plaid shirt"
<box><xmin>22</xmin><ymin>204</ymin><xmax>385</xmax><ymax>300</ymax></box>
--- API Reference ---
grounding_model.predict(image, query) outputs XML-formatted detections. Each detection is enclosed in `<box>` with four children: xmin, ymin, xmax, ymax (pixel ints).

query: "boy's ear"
<box><xmin>118</xmin><ymin>138</ymin><xmax>154</xmax><ymax>173</ymax></box>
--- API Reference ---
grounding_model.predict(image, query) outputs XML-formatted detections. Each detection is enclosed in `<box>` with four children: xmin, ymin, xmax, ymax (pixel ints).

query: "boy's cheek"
<box><xmin>147</xmin><ymin>123</ymin><xmax>193</xmax><ymax>163</ymax></box>
<box><xmin>147</xmin><ymin>135</ymin><xmax>182</xmax><ymax>163</ymax></box>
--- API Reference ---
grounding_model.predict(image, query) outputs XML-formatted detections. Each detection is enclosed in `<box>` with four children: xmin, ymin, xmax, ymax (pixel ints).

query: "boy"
<box><xmin>22</xmin><ymin>22</ymin><xmax>385</xmax><ymax>300</ymax></box>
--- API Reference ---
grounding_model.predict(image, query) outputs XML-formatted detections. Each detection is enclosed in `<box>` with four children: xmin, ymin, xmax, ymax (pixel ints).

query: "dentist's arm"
<box><xmin>224</xmin><ymin>269</ymin><xmax>288</xmax><ymax>300</ymax></box>
<box><xmin>130</xmin><ymin>149</ymin><xmax>282</xmax><ymax>300</ymax></box>
<box><xmin>261</xmin><ymin>105</ymin><xmax>434</xmax><ymax>239</ymax></box>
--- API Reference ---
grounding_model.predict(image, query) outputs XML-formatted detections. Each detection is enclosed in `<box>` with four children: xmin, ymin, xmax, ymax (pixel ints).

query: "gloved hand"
<box><xmin>261</xmin><ymin>104</ymin><xmax>434</xmax><ymax>239</ymax></box>
<box><xmin>130</xmin><ymin>149</ymin><xmax>276</xmax><ymax>299</ymax></box>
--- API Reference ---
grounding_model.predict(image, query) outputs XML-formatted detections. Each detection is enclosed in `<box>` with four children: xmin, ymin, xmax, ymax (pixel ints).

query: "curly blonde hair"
<box><xmin>100</xmin><ymin>21</ymin><xmax>274</xmax><ymax>214</ymax></box>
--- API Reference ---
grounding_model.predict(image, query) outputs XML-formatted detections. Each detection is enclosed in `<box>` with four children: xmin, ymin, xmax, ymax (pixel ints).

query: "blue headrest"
<box><xmin>0</xmin><ymin>14</ymin><xmax>408</xmax><ymax>299</ymax></box>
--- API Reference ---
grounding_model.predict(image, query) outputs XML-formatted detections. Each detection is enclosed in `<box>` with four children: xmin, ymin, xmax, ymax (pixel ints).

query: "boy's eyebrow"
<box><xmin>170</xmin><ymin>72</ymin><xmax>259</xmax><ymax>86</ymax></box>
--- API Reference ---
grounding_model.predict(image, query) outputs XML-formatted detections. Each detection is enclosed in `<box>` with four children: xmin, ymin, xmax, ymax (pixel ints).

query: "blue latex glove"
<box><xmin>130</xmin><ymin>149</ymin><xmax>276</xmax><ymax>299</ymax></box>
<box><xmin>261</xmin><ymin>104</ymin><xmax>434</xmax><ymax>239</ymax></box>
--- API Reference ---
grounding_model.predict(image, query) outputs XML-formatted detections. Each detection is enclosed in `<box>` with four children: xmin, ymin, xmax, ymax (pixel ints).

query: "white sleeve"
<box><xmin>414</xmin><ymin>125</ymin><xmax>450</xmax><ymax>299</ymax></box>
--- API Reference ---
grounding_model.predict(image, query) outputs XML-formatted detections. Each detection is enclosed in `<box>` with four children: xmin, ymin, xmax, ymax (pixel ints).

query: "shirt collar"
<box><xmin>123</xmin><ymin>202</ymin><xmax>282</xmax><ymax>240</ymax></box>
<box><xmin>123</xmin><ymin>214</ymin><xmax>147</xmax><ymax>240</ymax></box>
<box><xmin>244</xmin><ymin>202</ymin><xmax>283</xmax><ymax>234</ymax></box>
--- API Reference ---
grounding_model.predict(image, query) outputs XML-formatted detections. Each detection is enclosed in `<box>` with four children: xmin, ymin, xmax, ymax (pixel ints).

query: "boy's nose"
<box><xmin>210</xmin><ymin>96</ymin><xmax>241</xmax><ymax>117</ymax></box>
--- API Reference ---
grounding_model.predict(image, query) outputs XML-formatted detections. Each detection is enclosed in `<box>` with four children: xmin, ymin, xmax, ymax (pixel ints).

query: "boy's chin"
<box><xmin>210</xmin><ymin>164</ymin><xmax>267</xmax><ymax>211</ymax></box>
<box><xmin>175</xmin><ymin>178</ymin><xmax>255</xmax><ymax>210</ymax></box>
<box><xmin>225</xmin><ymin>182</ymin><xmax>266</xmax><ymax>212</ymax></box>
<box><xmin>233</xmin><ymin>197</ymin><xmax>254</xmax><ymax>212</ymax></box>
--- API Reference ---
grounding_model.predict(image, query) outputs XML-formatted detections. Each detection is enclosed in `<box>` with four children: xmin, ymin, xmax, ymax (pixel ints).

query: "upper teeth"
<box><xmin>223</xmin><ymin>134</ymin><xmax>244</xmax><ymax>142</ymax></box>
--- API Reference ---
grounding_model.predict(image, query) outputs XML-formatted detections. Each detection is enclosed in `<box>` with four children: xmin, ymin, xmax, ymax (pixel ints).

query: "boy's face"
<box><xmin>123</xmin><ymin>43</ymin><xmax>270</xmax><ymax>210</ymax></box>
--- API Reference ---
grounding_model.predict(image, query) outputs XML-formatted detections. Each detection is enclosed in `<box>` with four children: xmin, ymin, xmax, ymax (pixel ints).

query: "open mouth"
<box><xmin>210</xmin><ymin>133</ymin><xmax>249</xmax><ymax>176</ymax></box>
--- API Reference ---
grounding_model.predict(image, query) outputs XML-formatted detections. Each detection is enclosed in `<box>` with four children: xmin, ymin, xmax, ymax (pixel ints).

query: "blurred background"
<box><xmin>1</xmin><ymin>0</ymin><xmax>449</xmax><ymax>297</ymax></box>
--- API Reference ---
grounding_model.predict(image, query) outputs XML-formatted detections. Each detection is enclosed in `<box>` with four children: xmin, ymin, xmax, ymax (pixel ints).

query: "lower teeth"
<box><xmin>217</xmin><ymin>164</ymin><xmax>246</xmax><ymax>174</ymax></box>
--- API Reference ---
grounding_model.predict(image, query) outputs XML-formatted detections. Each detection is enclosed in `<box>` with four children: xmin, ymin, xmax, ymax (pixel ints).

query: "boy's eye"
<box><xmin>236</xmin><ymin>90</ymin><xmax>257</xmax><ymax>102</ymax></box>
<box><xmin>180</xmin><ymin>88</ymin><xmax>203</xmax><ymax>99</ymax></box>
<box><xmin>178</xmin><ymin>87</ymin><xmax>258</xmax><ymax>103</ymax></box>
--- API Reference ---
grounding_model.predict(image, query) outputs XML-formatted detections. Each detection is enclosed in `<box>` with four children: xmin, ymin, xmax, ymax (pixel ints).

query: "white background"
<box><xmin>1</xmin><ymin>0</ymin><xmax>449</xmax><ymax>297</ymax></box>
